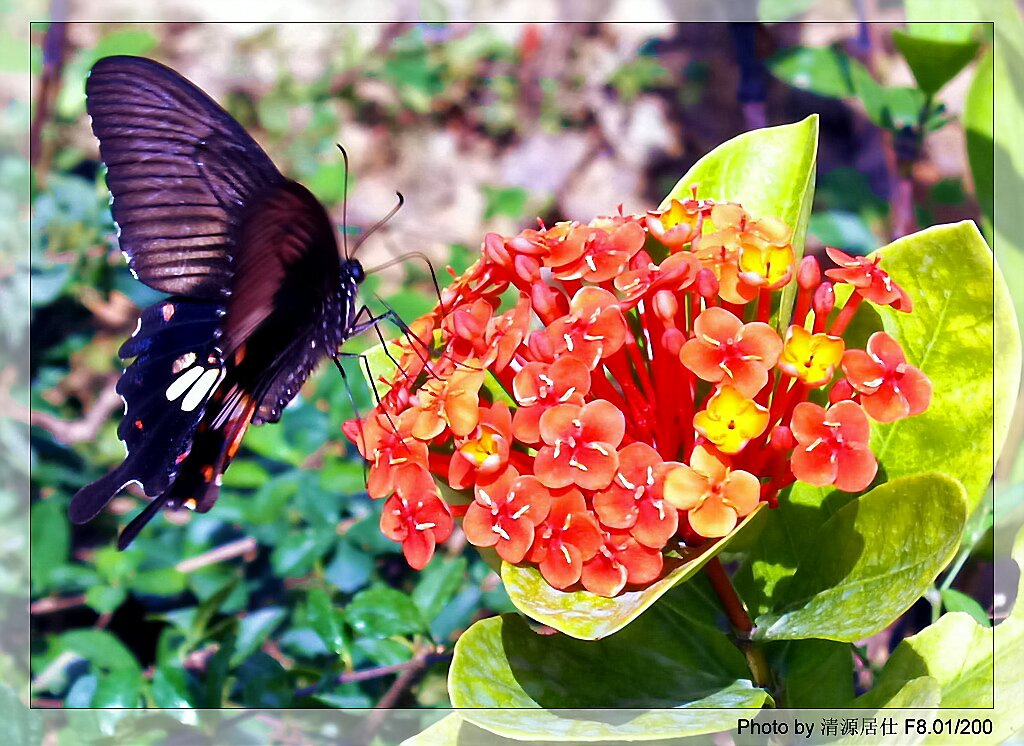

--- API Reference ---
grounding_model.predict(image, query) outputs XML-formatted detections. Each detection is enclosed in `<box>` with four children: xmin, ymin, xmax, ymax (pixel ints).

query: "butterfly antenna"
<box><xmin>351</xmin><ymin>192</ymin><xmax>404</xmax><ymax>259</ymax></box>
<box><xmin>336</xmin><ymin>143</ymin><xmax>351</xmax><ymax>260</ymax></box>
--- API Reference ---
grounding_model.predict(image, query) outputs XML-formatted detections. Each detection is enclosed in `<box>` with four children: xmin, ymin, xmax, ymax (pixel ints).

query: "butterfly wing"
<box><xmin>68</xmin><ymin>297</ymin><xmax>226</xmax><ymax>524</ymax></box>
<box><xmin>86</xmin><ymin>55</ymin><xmax>283</xmax><ymax>298</ymax></box>
<box><xmin>222</xmin><ymin>181</ymin><xmax>352</xmax><ymax>425</ymax></box>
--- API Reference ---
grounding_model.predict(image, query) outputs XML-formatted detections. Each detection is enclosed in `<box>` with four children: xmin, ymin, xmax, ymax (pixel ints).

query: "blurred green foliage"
<box><xmin>26</xmin><ymin>20</ymin><xmax>995</xmax><ymax>720</ymax></box>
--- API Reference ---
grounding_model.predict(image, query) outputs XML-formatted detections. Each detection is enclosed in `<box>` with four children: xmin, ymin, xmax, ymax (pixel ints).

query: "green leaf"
<box><xmin>482</xmin><ymin>185</ymin><xmax>529</xmax><ymax>220</ymax></box>
<box><xmin>230</xmin><ymin>607</ymin><xmax>287</xmax><ymax>666</ymax></box>
<box><xmin>808</xmin><ymin>210</ymin><xmax>878</xmax><ymax>255</ymax></box>
<box><xmin>219</xmin><ymin>459</ymin><xmax>270</xmax><ymax>489</ymax></box>
<box><xmin>345</xmin><ymin>585</ymin><xmax>425</xmax><ymax>639</ymax></box>
<box><xmin>412</xmin><ymin>555</ymin><xmax>467</xmax><ymax>622</ymax></box>
<box><xmin>753</xmin><ymin>473</ymin><xmax>967</xmax><ymax>642</ymax></box>
<box><xmin>191</xmin><ymin>576</ymin><xmax>240</xmax><ymax>642</ymax></box>
<box><xmin>871</xmin><ymin>612</ymin><xmax>992</xmax><ymax>707</ymax></box>
<box><xmin>893</xmin><ymin>23</ymin><xmax>981</xmax><ymax>97</ymax></box>
<box><xmin>308</xmin><ymin>588</ymin><xmax>348</xmax><ymax>656</ymax></box>
<box><xmin>149</xmin><ymin>666</ymin><xmax>192</xmax><ymax>708</ymax></box>
<box><xmin>90</xmin><ymin>669</ymin><xmax>142</xmax><ymax>707</ymax></box>
<box><xmin>85</xmin><ymin>585</ymin><xmax>127</xmax><ymax>615</ymax></box>
<box><xmin>660</xmin><ymin>116</ymin><xmax>817</xmax><ymax>335</ymax></box>
<box><xmin>324</xmin><ymin>539</ymin><xmax>374</xmax><ymax>594</ymax></box>
<box><xmin>765</xmin><ymin>639</ymin><xmax>854</xmax><ymax>708</ymax></box>
<box><xmin>129</xmin><ymin>567</ymin><xmax>187</xmax><ymax>597</ymax></box>
<box><xmin>448</xmin><ymin>593</ymin><xmax>769</xmax><ymax>741</ymax></box>
<box><xmin>30</xmin><ymin>499</ymin><xmax>69</xmax><ymax>593</ymax></box>
<box><xmin>59</xmin><ymin>629</ymin><xmax>141</xmax><ymax>675</ymax></box>
<box><xmin>853</xmin><ymin>676</ymin><xmax>942</xmax><ymax>709</ymax></box>
<box><xmin>870</xmin><ymin>221</ymin><xmax>1021</xmax><ymax>510</ymax></box>
<box><xmin>501</xmin><ymin>506</ymin><xmax>762</xmax><ymax>639</ymax></box>
<box><xmin>767</xmin><ymin>45</ymin><xmax>860</xmax><ymax>99</ymax></box>
<box><xmin>941</xmin><ymin>588</ymin><xmax>990</xmax><ymax>627</ymax></box>
<box><xmin>964</xmin><ymin>48</ymin><xmax>993</xmax><ymax>238</ymax></box>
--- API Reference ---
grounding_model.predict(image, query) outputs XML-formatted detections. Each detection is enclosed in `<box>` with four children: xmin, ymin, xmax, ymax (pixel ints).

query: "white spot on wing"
<box><xmin>166</xmin><ymin>366</ymin><xmax>205</xmax><ymax>401</ymax></box>
<box><xmin>181</xmin><ymin>368</ymin><xmax>222</xmax><ymax>412</ymax></box>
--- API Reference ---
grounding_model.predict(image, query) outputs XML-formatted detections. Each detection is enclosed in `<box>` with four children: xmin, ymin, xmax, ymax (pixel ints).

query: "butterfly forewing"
<box><xmin>85</xmin><ymin>55</ymin><xmax>283</xmax><ymax>298</ymax></box>
<box><xmin>71</xmin><ymin>56</ymin><xmax>364</xmax><ymax>547</ymax></box>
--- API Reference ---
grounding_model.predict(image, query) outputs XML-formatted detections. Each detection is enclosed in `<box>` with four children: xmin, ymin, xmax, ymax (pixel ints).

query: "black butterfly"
<box><xmin>69</xmin><ymin>56</ymin><xmax>399</xmax><ymax>549</ymax></box>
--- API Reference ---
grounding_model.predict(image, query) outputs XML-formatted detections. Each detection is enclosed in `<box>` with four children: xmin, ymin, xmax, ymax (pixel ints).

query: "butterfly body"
<box><xmin>69</xmin><ymin>56</ymin><xmax>368</xmax><ymax>548</ymax></box>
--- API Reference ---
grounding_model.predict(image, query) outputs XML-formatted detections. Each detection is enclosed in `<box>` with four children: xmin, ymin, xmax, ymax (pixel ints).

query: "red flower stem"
<box><xmin>623</xmin><ymin>323</ymin><xmax>657</xmax><ymax>403</ymax></box>
<box><xmin>828</xmin><ymin>293</ymin><xmax>862</xmax><ymax>338</ymax></box>
<box><xmin>428</xmin><ymin>451</ymin><xmax>452</xmax><ymax>478</ymax></box>
<box><xmin>606</xmin><ymin>353</ymin><xmax>658</xmax><ymax>442</ymax></box>
<box><xmin>791</xmin><ymin>286</ymin><xmax>812</xmax><ymax>328</ymax></box>
<box><xmin>756</xmin><ymin>288</ymin><xmax>772</xmax><ymax>324</ymax></box>
<box><xmin>703</xmin><ymin>557</ymin><xmax>772</xmax><ymax>690</ymax></box>
<box><xmin>722</xmin><ymin>300</ymin><xmax>746</xmax><ymax>318</ymax></box>
<box><xmin>508</xmin><ymin>448</ymin><xmax>535</xmax><ymax>475</ymax></box>
<box><xmin>639</xmin><ymin>299</ymin><xmax>675</xmax><ymax>455</ymax></box>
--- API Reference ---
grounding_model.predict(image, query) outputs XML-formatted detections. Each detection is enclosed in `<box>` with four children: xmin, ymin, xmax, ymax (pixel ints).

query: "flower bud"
<box><xmin>812</xmin><ymin>281</ymin><xmax>835</xmax><ymax>317</ymax></box>
<box><xmin>662</xmin><ymin>327</ymin><xmax>685</xmax><ymax>356</ymax></box>
<box><xmin>484</xmin><ymin>232</ymin><xmax>509</xmax><ymax>265</ymax></box>
<box><xmin>829</xmin><ymin>378</ymin><xmax>855</xmax><ymax>404</ymax></box>
<box><xmin>514</xmin><ymin>254</ymin><xmax>541</xmax><ymax>283</ymax></box>
<box><xmin>696</xmin><ymin>268</ymin><xmax>719</xmax><ymax>300</ymax></box>
<box><xmin>652</xmin><ymin>290</ymin><xmax>679</xmax><ymax>324</ymax></box>
<box><xmin>769</xmin><ymin>425</ymin><xmax>794</xmax><ymax>451</ymax></box>
<box><xmin>797</xmin><ymin>255</ymin><xmax>821</xmax><ymax>290</ymax></box>
<box><xmin>531</xmin><ymin>282</ymin><xmax>558</xmax><ymax>318</ymax></box>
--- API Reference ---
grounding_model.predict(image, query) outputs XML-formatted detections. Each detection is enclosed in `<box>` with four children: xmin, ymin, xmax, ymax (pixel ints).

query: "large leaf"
<box><xmin>501</xmin><ymin>507</ymin><xmax>762</xmax><ymax>640</ymax></box>
<box><xmin>869</xmin><ymin>612</ymin><xmax>992</xmax><ymax>707</ymax></box>
<box><xmin>871</xmin><ymin>221</ymin><xmax>1020</xmax><ymax>510</ymax></box>
<box><xmin>660</xmin><ymin>116</ymin><xmax>818</xmax><ymax>333</ymax></box>
<box><xmin>753</xmin><ymin>473</ymin><xmax>966</xmax><ymax>642</ymax></box>
<box><xmin>765</xmin><ymin>639</ymin><xmax>854</xmax><ymax>708</ymax></box>
<box><xmin>964</xmin><ymin>48</ymin><xmax>993</xmax><ymax>238</ymax></box>
<box><xmin>448</xmin><ymin>587</ymin><xmax>769</xmax><ymax>742</ymax></box>
<box><xmin>892</xmin><ymin>27</ymin><xmax>980</xmax><ymax>97</ymax></box>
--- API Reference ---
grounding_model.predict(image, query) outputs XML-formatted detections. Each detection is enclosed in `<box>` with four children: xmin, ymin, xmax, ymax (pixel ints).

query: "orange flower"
<box><xmin>661</xmin><ymin>445</ymin><xmax>759</xmax><ymax>538</ymax></box>
<box><xmin>534</xmin><ymin>400</ymin><xmax>625</xmax><ymax>491</ymax></box>
<box><xmin>449</xmin><ymin>401</ymin><xmax>514</xmax><ymax>490</ymax></box>
<box><xmin>511</xmin><ymin>357</ymin><xmax>591</xmax><ymax>443</ymax></box>
<box><xmin>463</xmin><ymin>466</ymin><xmax>551</xmax><ymax>564</ymax></box>
<box><xmin>693</xmin><ymin>385</ymin><xmax>769</xmax><ymax>454</ymax></box>
<box><xmin>412</xmin><ymin>363</ymin><xmax>487</xmax><ymax>440</ymax></box>
<box><xmin>680</xmin><ymin>307</ymin><xmax>783</xmax><ymax>397</ymax></box>
<box><xmin>546</xmin><ymin>286</ymin><xmax>628</xmax><ymax>369</ymax></box>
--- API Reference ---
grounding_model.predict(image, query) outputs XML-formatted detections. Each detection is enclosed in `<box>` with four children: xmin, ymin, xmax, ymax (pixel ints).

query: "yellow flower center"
<box><xmin>693</xmin><ymin>385</ymin><xmax>768</xmax><ymax>454</ymax></box>
<box><xmin>780</xmin><ymin>326</ymin><xmax>845</xmax><ymax>387</ymax></box>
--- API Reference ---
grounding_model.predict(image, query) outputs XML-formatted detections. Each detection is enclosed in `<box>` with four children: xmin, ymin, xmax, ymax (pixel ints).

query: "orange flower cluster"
<box><xmin>344</xmin><ymin>195</ymin><xmax>931</xmax><ymax>596</ymax></box>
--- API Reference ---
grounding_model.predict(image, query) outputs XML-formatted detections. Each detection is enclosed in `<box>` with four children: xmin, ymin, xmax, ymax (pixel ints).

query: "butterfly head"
<box><xmin>342</xmin><ymin>258</ymin><xmax>365</xmax><ymax>285</ymax></box>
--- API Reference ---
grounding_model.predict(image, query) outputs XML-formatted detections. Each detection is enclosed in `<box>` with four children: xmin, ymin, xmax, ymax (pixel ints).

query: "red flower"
<box><xmin>511</xmin><ymin>356</ymin><xmax>591</xmax><ymax>443</ymax></box>
<box><xmin>661</xmin><ymin>445</ymin><xmax>760</xmax><ymax>538</ymax></box>
<box><xmin>534</xmin><ymin>399</ymin><xmax>625</xmax><ymax>491</ymax></box>
<box><xmin>824</xmin><ymin>248</ymin><xmax>912</xmax><ymax>311</ymax></box>
<box><xmin>463</xmin><ymin>466</ymin><xmax>551</xmax><ymax>563</ymax></box>
<box><xmin>790</xmin><ymin>400</ymin><xmax>877</xmax><ymax>492</ymax></box>
<box><xmin>527</xmin><ymin>488</ymin><xmax>602</xmax><ymax>589</ymax></box>
<box><xmin>581</xmin><ymin>528</ymin><xmax>664</xmax><ymax>596</ymax></box>
<box><xmin>548</xmin><ymin>219</ymin><xmax>646</xmax><ymax>283</ymax></box>
<box><xmin>679</xmin><ymin>307</ymin><xmax>783</xmax><ymax>396</ymax></box>
<box><xmin>592</xmin><ymin>442</ymin><xmax>678</xmax><ymax>549</ymax></box>
<box><xmin>449</xmin><ymin>401</ymin><xmax>514</xmax><ymax>490</ymax></box>
<box><xmin>614</xmin><ymin>250</ymin><xmax>699</xmax><ymax>304</ymax></box>
<box><xmin>546</xmin><ymin>286</ymin><xmax>628</xmax><ymax>369</ymax></box>
<box><xmin>379</xmin><ymin>465</ymin><xmax>454</xmax><ymax>570</ymax></box>
<box><xmin>840</xmin><ymin>331</ymin><xmax>931</xmax><ymax>423</ymax></box>
<box><xmin>343</xmin><ymin>410</ymin><xmax>427</xmax><ymax>499</ymax></box>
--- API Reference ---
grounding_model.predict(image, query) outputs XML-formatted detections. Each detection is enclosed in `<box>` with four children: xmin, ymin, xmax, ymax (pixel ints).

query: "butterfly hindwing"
<box><xmin>86</xmin><ymin>56</ymin><xmax>283</xmax><ymax>298</ymax></box>
<box><xmin>69</xmin><ymin>298</ymin><xmax>226</xmax><ymax>524</ymax></box>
